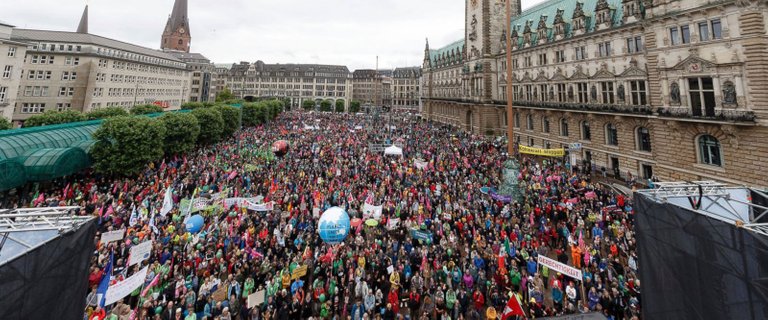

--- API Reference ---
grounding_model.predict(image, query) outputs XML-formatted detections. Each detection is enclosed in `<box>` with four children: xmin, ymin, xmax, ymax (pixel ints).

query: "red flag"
<box><xmin>63</xmin><ymin>184</ymin><xmax>70</xmax><ymax>200</ymax></box>
<box><xmin>502</xmin><ymin>293</ymin><xmax>526</xmax><ymax>320</ymax></box>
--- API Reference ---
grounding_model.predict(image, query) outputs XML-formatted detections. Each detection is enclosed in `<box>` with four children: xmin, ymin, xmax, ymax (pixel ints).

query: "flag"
<box><xmin>149</xmin><ymin>213</ymin><xmax>159</xmax><ymax>235</ymax></box>
<box><xmin>502</xmin><ymin>293</ymin><xmax>526</xmax><ymax>320</ymax></box>
<box><xmin>141</xmin><ymin>274</ymin><xmax>161</xmax><ymax>297</ymax></box>
<box><xmin>228</xmin><ymin>170</ymin><xmax>238</xmax><ymax>181</ymax></box>
<box><xmin>63</xmin><ymin>183</ymin><xmax>70</xmax><ymax>200</ymax></box>
<box><xmin>104</xmin><ymin>205</ymin><xmax>114</xmax><ymax>219</ymax></box>
<box><xmin>97</xmin><ymin>251</ymin><xmax>114</xmax><ymax>308</ymax></box>
<box><xmin>160</xmin><ymin>187</ymin><xmax>173</xmax><ymax>217</ymax></box>
<box><xmin>129</xmin><ymin>205</ymin><xmax>139</xmax><ymax>227</ymax></box>
<box><xmin>578</xmin><ymin>230</ymin><xmax>585</xmax><ymax>251</ymax></box>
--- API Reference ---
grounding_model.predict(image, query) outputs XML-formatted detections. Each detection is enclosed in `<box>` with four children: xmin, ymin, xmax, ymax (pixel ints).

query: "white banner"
<box><xmin>537</xmin><ymin>255</ymin><xmax>582</xmax><ymax>281</ymax></box>
<box><xmin>362</xmin><ymin>204</ymin><xmax>383</xmax><ymax>220</ymax></box>
<box><xmin>100</xmin><ymin>229</ymin><xmax>125</xmax><ymax>245</ymax></box>
<box><xmin>104</xmin><ymin>266</ymin><xmax>149</xmax><ymax>306</ymax></box>
<box><xmin>128</xmin><ymin>240</ymin><xmax>153</xmax><ymax>266</ymax></box>
<box><xmin>386</xmin><ymin>218</ymin><xmax>399</xmax><ymax>230</ymax></box>
<box><xmin>159</xmin><ymin>188</ymin><xmax>173</xmax><ymax>217</ymax></box>
<box><xmin>223</xmin><ymin>197</ymin><xmax>260</xmax><ymax>208</ymax></box>
<box><xmin>414</xmin><ymin>160</ymin><xmax>428</xmax><ymax>170</ymax></box>
<box><xmin>246</xmin><ymin>201</ymin><xmax>274</xmax><ymax>212</ymax></box>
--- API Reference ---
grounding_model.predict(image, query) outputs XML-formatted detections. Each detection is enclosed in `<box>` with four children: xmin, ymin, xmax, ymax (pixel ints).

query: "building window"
<box><xmin>636</xmin><ymin>127</ymin><xmax>652</xmax><ymax>152</ymax></box>
<box><xmin>538</xmin><ymin>53</ymin><xmax>548</xmax><ymax>66</ymax></box>
<box><xmin>601</xmin><ymin>82</ymin><xmax>615</xmax><ymax>104</ymax></box>
<box><xmin>577</xmin><ymin>83</ymin><xmax>588</xmax><ymax>103</ymax></box>
<box><xmin>681</xmin><ymin>25</ymin><xmax>690</xmax><ymax>44</ymax></box>
<box><xmin>688</xmin><ymin>77</ymin><xmax>715</xmax><ymax>117</ymax></box>
<box><xmin>711</xmin><ymin>19</ymin><xmax>722</xmax><ymax>39</ymax></box>
<box><xmin>560</xmin><ymin>118</ymin><xmax>569</xmax><ymax>137</ymax></box>
<box><xmin>526</xmin><ymin>114</ymin><xmax>534</xmax><ymax>130</ymax></box>
<box><xmin>627</xmin><ymin>36</ymin><xmax>643</xmax><ymax>53</ymax></box>
<box><xmin>542</xmin><ymin>117</ymin><xmax>550</xmax><ymax>133</ymax></box>
<box><xmin>528</xmin><ymin>137</ymin><xmax>535</xmax><ymax>147</ymax></box>
<box><xmin>7</xmin><ymin>47</ymin><xmax>16</xmax><ymax>57</ymax></box>
<box><xmin>575</xmin><ymin>46</ymin><xmax>587</xmax><ymax>60</ymax></box>
<box><xmin>670</xmin><ymin>27</ymin><xmax>679</xmax><ymax>45</ymax></box>
<box><xmin>698</xmin><ymin>135</ymin><xmax>722</xmax><ymax>166</ymax></box>
<box><xmin>606</xmin><ymin>123</ymin><xmax>618</xmax><ymax>146</ymax></box>
<box><xmin>581</xmin><ymin>121</ymin><xmax>592</xmax><ymax>141</ymax></box>
<box><xmin>557</xmin><ymin>83</ymin><xmax>566</xmax><ymax>101</ymax></box>
<box><xmin>0</xmin><ymin>87</ymin><xmax>6</xmax><ymax>103</ymax></box>
<box><xmin>630</xmin><ymin>81</ymin><xmax>647</xmax><ymax>105</ymax></box>
<box><xmin>598</xmin><ymin>41</ymin><xmax>611</xmax><ymax>57</ymax></box>
<box><xmin>21</xmin><ymin>103</ymin><xmax>46</xmax><ymax>113</ymax></box>
<box><xmin>514</xmin><ymin>113</ymin><xmax>520</xmax><ymax>128</ymax></box>
<box><xmin>56</xmin><ymin>103</ymin><xmax>71</xmax><ymax>111</ymax></box>
<box><xmin>555</xmin><ymin>50</ymin><xmax>566</xmax><ymax>63</ymax></box>
<box><xmin>641</xmin><ymin>164</ymin><xmax>653</xmax><ymax>180</ymax></box>
<box><xmin>2</xmin><ymin>65</ymin><xmax>11</xmax><ymax>79</ymax></box>
<box><xmin>699</xmin><ymin>22</ymin><xmax>709</xmax><ymax>42</ymax></box>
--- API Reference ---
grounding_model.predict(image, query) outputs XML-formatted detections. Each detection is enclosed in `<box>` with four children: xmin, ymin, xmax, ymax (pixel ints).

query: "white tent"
<box><xmin>384</xmin><ymin>145</ymin><xmax>403</xmax><ymax>156</ymax></box>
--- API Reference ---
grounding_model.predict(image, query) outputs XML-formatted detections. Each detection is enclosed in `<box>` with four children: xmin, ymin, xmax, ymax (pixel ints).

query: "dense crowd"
<box><xmin>9</xmin><ymin>111</ymin><xmax>640</xmax><ymax>320</ymax></box>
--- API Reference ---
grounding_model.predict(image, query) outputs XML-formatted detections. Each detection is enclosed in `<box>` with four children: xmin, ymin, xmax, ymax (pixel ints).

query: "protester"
<box><xmin>8</xmin><ymin>111</ymin><xmax>640</xmax><ymax>320</ymax></box>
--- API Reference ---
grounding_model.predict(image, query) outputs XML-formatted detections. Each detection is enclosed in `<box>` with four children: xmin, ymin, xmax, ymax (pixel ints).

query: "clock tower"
<box><xmin>161</xmin><ymin>0</ymin><xmax>191</xmax><ymax>52</ymax></box>
<box><xmin>466</xmin><ymin>0</ymin><xmax>520</xmax><ymax>60</ymax></box>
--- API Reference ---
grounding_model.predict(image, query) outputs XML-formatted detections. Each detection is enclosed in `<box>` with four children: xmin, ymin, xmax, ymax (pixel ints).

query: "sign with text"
<box><xmin>410</xmin><ymin>229</ymin><xmax>433</xmax><ymax>242</ymax></box>
<box><xmin>104</xmin><ymin>266</ymin><xmax>148</xmax><ymax>306</ymax></box>
<box><xmin>128</xmin><ymin>240</ymin><xmax>153</xmax><ymax>266</ymax></box>
<box><xmin>518</xmin><ymin>144</ymin><xmax>566</xmax><ymax>157</ymax></box>
<box><xmin>100</xmin><ymin>229</ymin><xmax>125</xmax><ymax>245</ymax></box>
<box><xmin>291</xmin><ymin>265</ymin><xmax>308</xmax><ymax>280</ymax></box>
<box><xmin>537</xmin><ymin>255</ymin><xmax>582</xmax><ymax>281</ymax></box>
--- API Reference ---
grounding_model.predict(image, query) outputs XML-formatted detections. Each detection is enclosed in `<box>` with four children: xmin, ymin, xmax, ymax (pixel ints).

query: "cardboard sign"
<box><xmin>537</xmin><ymin>255</ymin><xmax>582</xmax><ymax>281</ymax></box>
<box><xmin>247</xmin><ymin>290</ymin><xmax>266</xmax><ymax>308</ymax></box>
<box><xmin>100</xmin><ymin>229</ymin><xmax>125</xmax><ymax>244</ymax></box>
<box><xmin>291</xmin><ymin>265</ymin><xmax>308</xmax><ymax>280</ymax></box>
<box><xmin>211</xmin><ymin>287</ymin><xmax>228</xmax><ymax>302</ymax></box>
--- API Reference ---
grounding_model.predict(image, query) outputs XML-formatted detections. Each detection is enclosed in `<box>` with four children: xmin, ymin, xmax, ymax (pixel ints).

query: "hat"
<box><xmin>176</xmin><ymin>308</ymin><xmax>182</xmax><ymax>313</ymax></box>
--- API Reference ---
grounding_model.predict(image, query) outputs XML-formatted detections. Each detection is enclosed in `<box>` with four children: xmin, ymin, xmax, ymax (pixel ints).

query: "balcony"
<box><xmin>492</xmin><ymin>100</ymin><xmax>654</xmax><ymax>116</ymax></box>
<box><xmin>657</xmin><ymin>107</ymin><xmax>756</xmax><ymax>123</ymax></box>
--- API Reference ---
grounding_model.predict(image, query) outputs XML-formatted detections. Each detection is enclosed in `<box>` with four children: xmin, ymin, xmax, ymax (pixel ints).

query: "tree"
<box><xmin>320</xmin><ymin>100</ymin><xmax>332</xmax><ymax>112</ymax></box>
<box><xmin>349</xmin><ymin>101</ymin><xmax>361</xmax><ymax>113</ymax></box>
<box><xmin>216</xmin><ymin>87</ymin><xmax>235</xmax><ymax>103</ymax></box>
<box><xmin>214</xmin><ymin>105</ymin><xmax>241</xmax><ymax>137</ymax></box>
<box><xmin>130</xmin><ymin>104</ymin><xmax>164</xmax><ymax>115</ymax></box>
<box><xmin>24</xmin><ymin>110</ymin><xmax>86</xmax><ymax>127</ymax></box>
<box><xmin>90</xmin><ymin>116</ymin><xmax>166</xmax><ymax>176</ymax></box>
<box><xmin>242</xmin><ymin>103</ymin><xmax>265</xmax><ymax>126</ymax></box>
<box><xmin>159</xmin><ymin>112</ymin><xmax>200</xmax><ymax>155</ymax></box>
<box><xmin>181</xmin><ymin>102</ymin><xmax>205</xmax><ymax>110</ymax></box>
<box><xmin>85</xmin><ymin>107</ymin><xmax>129</xmax><ymax>120</ymax></box>
<box><xmin>280</xmin><ymin>98</ymin><xmax>291</xmax><ymax>111</ymax></box>
<box><xmin>302</xmin><ymin>100</ymin><xmax>315</xmax><ymax>111</ymax></box>
<box><xmin>0</xmin><ymin>117</ymin><xmax>12</xmax><ymax>130</ymax></box>
<box><xmin>191</xmin><ymin>107</ymin><xmax>224</xmax><ymax>145</ymax></box>
<box><xmin>335</xmin><ymin>100</ymin><xmax>345</xmax><ymax>113</ymax></box>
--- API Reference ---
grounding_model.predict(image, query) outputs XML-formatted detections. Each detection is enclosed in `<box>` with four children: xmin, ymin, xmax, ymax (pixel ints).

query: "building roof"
<box><xmin>11</xmin><ymin>28</ymin><xmax>183</xmax><ymax>62</ymax></box>
<box><xmin>428</xmin><ymin>39</ymin><xmax>465</xmax><ymax>66</ymax></box>
<box><xmin>0</xmin><ymin>21</ymin><xmax>14</xmax><ymax>28</ymax></box>
<box><xmin>166</xmin><ymin>51</ymin><xmax>210</xmax><ymax>62</ymax></box>
<box><xmin>511</xmin><ymin>0</ymin><xmax>624</xmax><ymax>46</ymax></box>
<box><xmin>165</xmin><ymin>0</ymin><xmax>190</xmax><ymax>36</ymax></box>
<box><xmin>393</xmin><ymin>67</ymin><xmax>422</xmax><ymax>78</ymax></box>
<box><xmin>76</xmin><ymin>5</ymin><xmax>88</xmax><ymax>34</ymax></box>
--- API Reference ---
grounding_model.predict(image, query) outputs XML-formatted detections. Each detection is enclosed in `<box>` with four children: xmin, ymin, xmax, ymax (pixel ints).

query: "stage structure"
<box><xmin>0</xmin><ymin>207</ymin><xmax>96</xmax><ymax>320</ymax></box>
<box><xmin>635</xmin><ymin>182</ymin><xmax>768</xmax><ymax>320</ymax></box>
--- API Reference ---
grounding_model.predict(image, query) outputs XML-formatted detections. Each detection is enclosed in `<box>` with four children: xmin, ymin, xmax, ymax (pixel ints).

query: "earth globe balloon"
<box><xmin>185</xmin><ymin>214</ymin><xmax>205</xmax><ymax>233</ymax></box>
<box><xmin>271</xmin><ymin>140</ymin><xmax>290</xmax><ymax>157</ymax></box>
<box><xmin>318</xmin><ymin>207</ymin><xmax>351</xmax><ymax>244</ymax></box>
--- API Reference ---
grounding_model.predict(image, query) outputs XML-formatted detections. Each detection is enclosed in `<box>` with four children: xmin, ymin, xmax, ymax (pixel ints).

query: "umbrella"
<box><xmin>365</xmin><ymin>219</ymin><xmax>378</xmax><ymax>227</ymax></box>
<box><xmin>350</xmin><ymin>218</ymin><xmax>363</xmax><ymax>228</ymax></box>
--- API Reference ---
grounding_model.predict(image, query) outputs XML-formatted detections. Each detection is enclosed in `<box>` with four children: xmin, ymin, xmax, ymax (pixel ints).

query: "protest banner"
<box><xmin>247</xmin><ymin>290</ymin><xmax>266</xmax><ymax>308</ymax></box>
<box><xmin>128</xmin><ymin>240</ymin><xmax>152</xmax><ymax>266</ymax></box>
<box><xmin>100</xmin><ymin>229</ymin><xmax>125</xmax><ymax>244</ymax></box>
<box><xmin>246</xmin><ymin>201</ymin><xmax>274</xmax><ymax>212</ymax></box>
<box><xmin>518</xmin><ymin>144</ymin><xmax>566</xmax><ymax>157</ymax></box>
<box><xmin>490</xmin><ymin>191</ymin><xmax>513</xmax><ymax>203</ymax></box>
<box><xmin>291</xmin><ymin>265</ymin><xmax>308</xmax><ymax>280</ymax></box>
<box><xmin>386</xmin><ymin>218</ymin><xmax>399</xmax><ymax>230</ymax></box>
<box><xmin>362</xmin><ymin>203</ymin><xmax>383</xmax><ymax>220</ymax></box>
<box><xmin>104</xmin><ymin>266</ymin><xmax>148</xmax><ymax>306</ymax></box>
<box><xmin>414</xmin><ymin>160</ymin><xmax>428</xmax><ymax>170</ymax></box>
<box><xmin>537</xmin><ymin>255</ymin><xmax>582</xmax><ymax>281</ymax></box>
<box><xmin>410</xmin><ymin>229</ymin><xmax>433</xmax><ymax>242</ymax></box>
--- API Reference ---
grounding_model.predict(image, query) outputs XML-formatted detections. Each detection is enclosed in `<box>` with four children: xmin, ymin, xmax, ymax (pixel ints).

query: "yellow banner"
<box><xmin>518</xmin><ymin>144</ymin><xmax>566</xmax><ymax>157</ymax></box>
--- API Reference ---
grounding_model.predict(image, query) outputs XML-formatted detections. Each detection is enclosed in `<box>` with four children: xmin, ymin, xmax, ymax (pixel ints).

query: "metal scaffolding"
<box><xmin>0</xmin><ymin>206</ymin><xmax>91</xmax><ymax>253</ymax></box>
<box><xmin>638</xmin><ymin>181</ymin><xmax>768</xmax><ymax>238</ymax></box>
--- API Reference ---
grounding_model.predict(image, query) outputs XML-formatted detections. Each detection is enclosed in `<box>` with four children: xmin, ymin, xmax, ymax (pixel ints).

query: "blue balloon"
<box><xmin>185</xmin><ymin>214</ymin><xmax>205</xmax><ymax>233</ymax></box>
<box><xmin>318</xmin><ymin>207</ymin><xmax>351</xmax><ymax>244</ymax></box>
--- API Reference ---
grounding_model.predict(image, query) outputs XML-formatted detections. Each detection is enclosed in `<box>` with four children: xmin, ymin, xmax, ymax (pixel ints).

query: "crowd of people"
<box><xmin>9</xmin><ymin>111</ymin><xmax>641</xmax><ymax>320</ymax></box>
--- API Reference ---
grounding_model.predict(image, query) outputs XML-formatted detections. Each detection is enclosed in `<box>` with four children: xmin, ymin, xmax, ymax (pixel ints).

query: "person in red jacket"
<box><xmin>473</xmin><ymin>288</ymin><xmax>485</xmax><ymax>311</ymax></box>
<box><xmin>387</xmin><ymin>286</ymin><xmax>400</xmax><ymax>314</ymax></box>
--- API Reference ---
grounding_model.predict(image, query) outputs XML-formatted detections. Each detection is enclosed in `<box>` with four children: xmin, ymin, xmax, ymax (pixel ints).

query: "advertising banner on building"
<box><xmin>518</xmin><ymin>145</ymin><xmax>566</xmax><ymax>157</ymax></box>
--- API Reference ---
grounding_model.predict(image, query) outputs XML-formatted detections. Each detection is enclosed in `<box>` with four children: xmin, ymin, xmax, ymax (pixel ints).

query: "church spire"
<box><xmin>161</xmin><ymin>0</ymin><xmax>191</xmax><ymax>52</ymax></box>
<box><xmin>165</xmin><ymin>0</ymin><xmax>189</xmax><ymax>36</ymax></box>
<box><xmin>76</xmin><ymin>5</ymin><xmax>88</xmax><ymax>34</ymax></box>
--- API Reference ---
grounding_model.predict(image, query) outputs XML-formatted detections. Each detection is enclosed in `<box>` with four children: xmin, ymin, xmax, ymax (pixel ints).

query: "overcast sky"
<box><xmin>1</xmin><ymin>0</ymin><xmax>544</xmax><ymax>70</ymax></box>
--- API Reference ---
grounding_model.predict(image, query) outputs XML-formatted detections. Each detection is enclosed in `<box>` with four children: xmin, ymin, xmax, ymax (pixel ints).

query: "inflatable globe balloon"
<box><xmin>271</xmin><ymin>140</ymin><xmax>290</xmax><ymax>157</ymax></box>
<box><xmin>318</xmin><ymin>207</ymin><xmax>351</xmax><ymax>244</ymax></box>
<box><xmin>185</xmin><ymin>214</ymin><xmax>205</xmax><ymax>233</ymax></box>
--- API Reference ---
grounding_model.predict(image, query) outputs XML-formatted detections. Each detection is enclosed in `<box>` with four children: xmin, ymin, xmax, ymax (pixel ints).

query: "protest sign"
<box><xmin>100</xmin><ymin>229</ymin><xmax>125</xmax><ymax>244</ymax></box>
<box><xmin>291</xmin><ymin>265</ymin><xmax>308</xmax><ymax>280</ymax></box>
<box><xmin>537</xmin><ymin>255</ymin><xmax>582</xmax><ymax>281</ymax></box>
<box><xmin>362</xmin><ymin>203</ymin><xmax>382</xmax><ymax>220</ymax></box>
<box><xmin>247</xmin><ymin>290</ymin><xmax>266</xmax><ymax>308</ymax></box>
<box><xmin>104</xmin><ymin>266</ymin><xmax>148</xmax><ymax>306</ymax></box>
<box><xmin>128</xmin><ymin>240</ymin><xmax>152</xmax><ymax>266</ymax></box>
<box><xmin>410</xmin><ymin>229</ymin><xmax>433</xmax><ymax>242</ymax></box>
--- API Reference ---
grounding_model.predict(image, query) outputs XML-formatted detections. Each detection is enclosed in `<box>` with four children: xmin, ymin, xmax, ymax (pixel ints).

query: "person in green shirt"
<box><xmin>243</xmin><ymin>277</ymin><xmax>255</xmax><ymax>298</ymax></box>
<box><xmin>510</xmin><ymin>268</ymin><xmax>522</xmax><ymax>291</ymax></box>
<box><xmin>445</xmin><ymin>287</ymin><xmax>457</xmax><ymax>310</ymax></box>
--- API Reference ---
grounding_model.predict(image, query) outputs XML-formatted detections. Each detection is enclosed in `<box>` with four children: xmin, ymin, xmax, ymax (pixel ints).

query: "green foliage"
<box><xmin>90</xmin><ymin>116</ymin><xmax>166</xmax><ymax>176</ymax></box>
<box><xmin>85</xmin><ymin>107</ymin><xmax>129</xmax><ymax>120</ymax></box>
<box><xmin>24</xmin><ymin>110</ymin><xmax>86</xmax><ymax>128</ymax></box>
<box><xmin>280</xmin><ymin>98</ymin><xmax>291</xmax><ymax>110</ymax></box>
<box><xmin>191</xmin><ymin>107</ymin><xmax>224</xmax><ymax>145</ymax></box>
<box><xmin>320</xmin><ymin>100</ymin><xmax>332</xmax><ymax>112</ymax></box>
<box><xmin>335</xmin><ymin>100</ymin><xmax>345</xmax><ymax>112</ymax></box>
<box><xmin>0</xmin><ymin>117</ymin><xmax>12</xmax><ymax>130</ymax></box>
<box><xmin>242</xmin><ymin>102</ymin><xmax>266</xmax><ymax>127</ymax></box>
<box><xmin>159</xmin><ymin>112</ymin><xmax>200</xmax><ymax>155</ymax></box>
<box><xmin>213</xmin><ymin>105</ymin><xmax>241</xmax><ymax>137</ymax></box>
<box><xmin>215</xmin><ymin>87</ymin><xmax>235</xmax><ymax>103</ymax></box>
<box><xmin>302</xmin><ymin>100</ymin><xmax>315</xmax><ymax>110</ymax></box>
<box><xmin>130</xmin><ymin>104</ymin><xmax>164</xmax><ymax>115</ymax></box>
<box><xmin>349</xmin><ymin>101</ymin><xmax>361</xmax><ymax>113</ymax></box>
<box><xmin>181</xmin><ymin>102</ymin><xmax>205</xmax><ymax>110</ymax></box>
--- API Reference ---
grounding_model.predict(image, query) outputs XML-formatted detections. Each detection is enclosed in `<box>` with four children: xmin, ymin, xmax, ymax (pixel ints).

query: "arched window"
<box><xmin>514</xmin><ymin>113</ymin><xmax>520</xmax><ymax>128</ymax></box>
<box><xmin>543</xmin><ymin>117</ymin><xmax>550</xmax><ymax>133</ymax></box>
<box><xmin>581</xmin><ymin>121</ymin><xmax>591</xmax><ymax>140</ymax></box>
<box><xmin>527</xmin><ymin>114</ymin><xmax>534</xmax><ymax>130</ymax></box>
<box><xmin>560</xmin><ymin>118</ymin><xmax>569</xmax><ymax>137</ymax></box>
<box><xmin>698</xmin><ymin>135</ymin><xmax>722</xmax><ymax>166</ymax></box>
<box><xmin>636</xmin><ymin>127</ymin><xmax>652</xmax><ymax>152</ymax></box>
<box><xmin>606</xmin><ymin>123</ymin><xmax>618</xmax><ymax>145</ymax></box>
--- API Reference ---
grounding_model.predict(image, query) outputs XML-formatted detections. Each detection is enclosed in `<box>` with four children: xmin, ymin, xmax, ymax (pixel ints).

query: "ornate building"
<box><xmin>423</xmin><ymin>0</ymin><xmax>768</xmax><ymax>188</ymax></box>
<box><xmin>161</xmin><ymin>0</ymin><xmax>191</xmax><ymax>53</ymax></box>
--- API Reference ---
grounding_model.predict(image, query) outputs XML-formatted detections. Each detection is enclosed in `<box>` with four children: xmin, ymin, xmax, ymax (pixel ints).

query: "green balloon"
<box><xmin>216</xmin><ymin>250</ymin><xmax>223</xmax><ymax>259</ymax></box>
<box><xmin>229</xmin><ymin>211</ymin><xmax>237</xmax><ymax>217</ymax></box>
<box><xmin>319</xmin><ymin>294</ymin><xmax>326</xmax><ymax>303</ymax></box>
<box><xmin>155</xmin><ymin>306</ymin><xmax>162</xmax><ymax>314</ymax></box>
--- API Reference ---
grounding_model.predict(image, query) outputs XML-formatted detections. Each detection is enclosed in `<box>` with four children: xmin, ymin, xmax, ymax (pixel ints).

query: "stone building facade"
<box><xmin>423</xmin><ymin>0</ymin><xmax>768</xmax><ymax>188</ymax></box>
<box><xmin>0</xmin><ymin>22</ymin><xmax>28</xmax><ymax>122</ymax></box>
<box><xmin>352</xmin><ymin>69</ymin><xmax>392</xmax><ymax>107</ymax></box>
<box><xmin>392</xmin><ymin>67</ymin><xmax>422</xmax><ymax>113</ymax></box>
<box><xmin>222</xmin><ymin>61</ymin><xmax>352</xmax><ymax>109</ymax></box>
